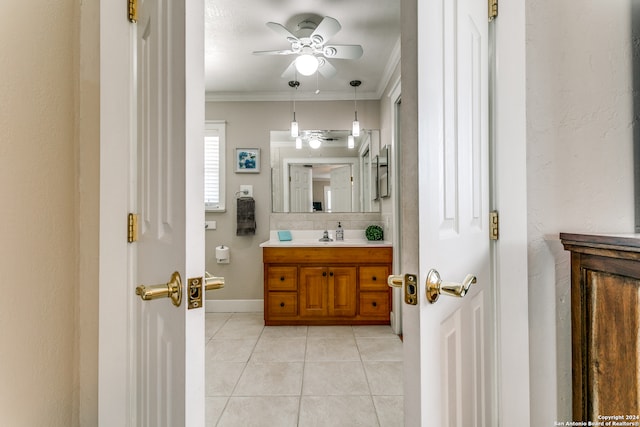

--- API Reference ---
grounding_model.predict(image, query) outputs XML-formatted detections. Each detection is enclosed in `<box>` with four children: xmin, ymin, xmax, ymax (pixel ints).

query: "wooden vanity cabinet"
<box><xmin>263</xmin><ymin>246</ymin><xmax>392</xmax><ymax>325</ymax></box>
<box><xmin>560</xmin><ymin>233</ymin><xmax>640</xmax><ymax>421</ymax></box>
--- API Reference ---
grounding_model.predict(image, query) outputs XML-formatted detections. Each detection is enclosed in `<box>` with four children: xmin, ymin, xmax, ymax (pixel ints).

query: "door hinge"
<box><xmin>490</xmin><ymin>210</ymin><xmax>499</xmax><ymax>240</ymax></box>
<box><xmin>128</xmin><ymin>213</ymin><xmax>139</xmax><ymax>243</ymax></box>
<box><xmin>489</xmin><ymin>0</ymin><xmax>498</xmax><ymax>21</ymax></box>
<box><xmin>128</xmin><ymin>0</ymin><xmax>138</xmax><ymax>23</ymax></box>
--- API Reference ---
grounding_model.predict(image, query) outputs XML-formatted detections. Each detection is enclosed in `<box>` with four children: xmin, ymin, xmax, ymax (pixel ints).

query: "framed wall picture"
<box><xmin>235</xmin><ymin>148</ymin><xmax>260</xmax><ymax>173</ymax></box>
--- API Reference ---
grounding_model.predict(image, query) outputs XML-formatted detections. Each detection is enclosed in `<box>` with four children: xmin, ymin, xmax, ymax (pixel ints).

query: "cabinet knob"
<box><xmin>280</xmin><ymin>302</ymin><xmax>285</xmax><ymax>307</ymax></box>
<box><xmin>329</xmin><ymin>272</ymin><xmax>334</xmax><ymax>277</ymax></box>
<box><xmin>372</xmin><ymin>301</ymin><xmax>377</xmax><ymax>307</ymax></box>
<box><xmin>280</xmin><ymin>276</ymin><xmax>285</xmax><ymax>281</ymax></box>
<box><xmin>323</xmin><ymin>272</ymin><xmax>327</xmax><ymax>277</ymax></box>
<box><xmin>372</xmin><ymin>276</ymin><xmax>377</xmax><ymax>281</ymax></box>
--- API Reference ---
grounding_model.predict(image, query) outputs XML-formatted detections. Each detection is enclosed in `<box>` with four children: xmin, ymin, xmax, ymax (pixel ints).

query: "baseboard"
<box><xmin>205</xmin><ymin>299</ymin><xmax>264</xmax><ymax>313</ymax></box>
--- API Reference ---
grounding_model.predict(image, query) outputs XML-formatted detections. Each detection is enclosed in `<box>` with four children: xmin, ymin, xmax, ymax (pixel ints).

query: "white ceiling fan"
<box><xmin>252</xmin><ymin>15</ymin><xmax>364</xmax><ymax>79</ymax></box>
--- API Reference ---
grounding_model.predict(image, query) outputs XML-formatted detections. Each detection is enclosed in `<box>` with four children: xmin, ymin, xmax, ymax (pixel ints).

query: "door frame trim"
<box><xmin>492</xmin><ymin>1</ymin><xmax>531</xmax><ymax>423</ymax></box>
<box><xmin>98</xmin><ymin>1</ymin><xmax>136</xmax><ymax>425</ymax></box>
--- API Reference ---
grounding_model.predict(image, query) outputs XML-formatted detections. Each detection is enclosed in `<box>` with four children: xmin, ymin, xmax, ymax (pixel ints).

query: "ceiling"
<box><xmin>204</xmin><ymin>0</ymin><xmax>401</xmax><ymax>102</ymax></box>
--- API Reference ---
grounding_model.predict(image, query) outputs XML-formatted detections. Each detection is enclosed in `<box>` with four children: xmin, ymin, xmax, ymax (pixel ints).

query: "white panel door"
<box><xmin>403</xmin><ymin>0</ymin><xmax>492</xmax><ymax>425</ymax></box>
<box><xmin>289</xmin><ymin>164</ymin><xmax>313</xmax><ymax>212</ymax></box>
<box><xmin>134</xmin><ymin>0</ymin><xmax>205</xmax><ymax>425</ymax></box>
<box><xmin>330</xmin><ymin>165</ymin><xmax>352</xmax><ymax>212</ymax></box>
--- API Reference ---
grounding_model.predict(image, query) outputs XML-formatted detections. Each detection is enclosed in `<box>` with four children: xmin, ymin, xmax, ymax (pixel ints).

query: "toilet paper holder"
<box><xmin>216</xmin><ymin>245</ymin><xmax>230</xmax><ymax>264</ymax></box>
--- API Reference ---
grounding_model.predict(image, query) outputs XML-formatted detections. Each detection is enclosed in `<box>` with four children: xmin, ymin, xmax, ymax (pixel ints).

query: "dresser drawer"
<box><xmin>359</xmin><ymin>265</ymin><xmax>390</xmax><ymax>291</ymax></box>
<box><xmin>359</xmin><ymin>291</ymin><xmax>390</xmax><ymax>318</ymax></box>
<box><xmin>266</xmin><ymin>266</ymin><xmax>297</xmax><ymax>291</ymax></box>
<box><xmin>267</xmin><ymin>292</ymin><xmax>298</xmax><ymax>317</ymax></box>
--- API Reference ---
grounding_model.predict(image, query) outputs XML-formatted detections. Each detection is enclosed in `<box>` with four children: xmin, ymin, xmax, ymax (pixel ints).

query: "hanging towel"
<box><xmin>236</xmin><ymin>197</ymin><xmax>256</xmax><ymax>236</ymax></box>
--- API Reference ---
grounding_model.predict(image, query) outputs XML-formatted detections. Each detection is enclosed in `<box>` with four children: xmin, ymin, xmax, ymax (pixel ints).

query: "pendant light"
<box><xmin>295</xmin><ymin>137</ymin><xmax>302</xmax><ymax>149</ymax></box>
<box><xmin>350</xmin><ymin>80</ymin><xmax>361</xmax><ymax>137</ymax></box>
<box><xmin>289</xmin><ymin>80</ymin><xmax>300</xmax><ymax>137</ymax></box>
<box><xmin>348</xmin><ymin>135</ymin><xmax>355</xmax><ymax>149</ymax></box>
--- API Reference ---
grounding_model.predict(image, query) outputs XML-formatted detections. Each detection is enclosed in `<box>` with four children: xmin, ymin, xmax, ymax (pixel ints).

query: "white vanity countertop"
<box><xmin>259</xmin><ymin>230</ymin><xmax>392</xmax><ymax>248</ymax></box>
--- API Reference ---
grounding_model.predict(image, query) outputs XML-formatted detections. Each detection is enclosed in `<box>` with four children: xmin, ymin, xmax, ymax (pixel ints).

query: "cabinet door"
<box><xmin>299</xmin><ymin>267</ymin><xmax>328</xmax><ymax>317</ymax></box>
<box><xmin>328</xmin><ymin>267</ymin><xmax>357</xmax><ymax>316</ymax></box>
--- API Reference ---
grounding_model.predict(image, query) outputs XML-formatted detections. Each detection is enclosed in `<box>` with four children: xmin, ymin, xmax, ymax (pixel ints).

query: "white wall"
<box><xmin>0</xmin><ymin>1</ymin><xmax>91</xmax><ymax>425</ymax></box>
<box><xmin>526</xmin><ymin>0</ymin><xmax>635</xmax><ymax>423</ymax></box>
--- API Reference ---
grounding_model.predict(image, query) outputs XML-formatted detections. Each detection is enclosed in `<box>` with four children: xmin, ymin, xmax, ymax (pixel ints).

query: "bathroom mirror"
<box><xmin>270</xmin><ymin>129</ymin><xmax>381</xmax><ymax>213</ymax></box>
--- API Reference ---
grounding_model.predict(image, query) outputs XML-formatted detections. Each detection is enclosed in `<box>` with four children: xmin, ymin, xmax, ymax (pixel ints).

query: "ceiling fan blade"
<box><xmin>252</xmin><ymin>49</ymin><xmax>296</xmax><ymax>56</ymax></box>
<box><xmin>310</xmin><ymin>16</ymin><xmax>341</xmax><ymax>44</ymax></box>
<box><xmin>323</xmin><ymin>44</ymin><xmax>364</xmax><ymax>59</ymax></box>
<box><xmin>266</xmin><ymin>22</ymin><xmax>299</xmax><ymax>43</ymax></box>
<box><xmin>280</xmin><ymin>60</ymin><xmax>297</xmax><ymax>79</ymax></box>
<box><xmin>318</xmin><ymin>59</ymin><xmax>337</xmax><ymax>79</ymax></box>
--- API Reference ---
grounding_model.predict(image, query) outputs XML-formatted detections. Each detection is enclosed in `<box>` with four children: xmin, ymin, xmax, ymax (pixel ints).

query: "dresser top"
<box><xmin>560</xmin><ymin>232</ymin><xmax>640</xmax><ymax>251</ymax></box>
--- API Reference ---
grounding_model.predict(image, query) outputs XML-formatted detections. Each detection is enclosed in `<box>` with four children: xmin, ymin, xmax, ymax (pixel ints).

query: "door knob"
<box><xmin>204</xmin><ymin>271</ymin><xmax>225</xmax><ymax>291</ymax></box>
<box><xmin>426</xmin><ymin>269</ymin><xmax>476</xmax><ymax>304</ymax></box>
<box><xmin>135</xmin><ymin>271</ymin><xmax>182</xmax><ymax>307</ymax></box>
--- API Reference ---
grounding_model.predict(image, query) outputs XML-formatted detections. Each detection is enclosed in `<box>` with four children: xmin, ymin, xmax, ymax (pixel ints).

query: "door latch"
<box><xmin>387</xmin><ymin>274</ymin><xmax>418</xmax><ymax>305</ymax></box>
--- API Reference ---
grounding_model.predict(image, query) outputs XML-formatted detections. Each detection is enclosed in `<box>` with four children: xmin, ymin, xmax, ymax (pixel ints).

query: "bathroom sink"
<box><xmin>259</xmin><ymin>230</ymin><xmax>391</xmax><ymax>248</ymax></box>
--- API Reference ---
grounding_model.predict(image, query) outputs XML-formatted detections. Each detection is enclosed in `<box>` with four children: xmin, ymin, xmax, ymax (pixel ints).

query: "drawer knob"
<box><xmin>372</xmin><ymin>276</ymin><xmax>377</xmax><ymax>281</ymax></box>
<box><xmin>372</xmin><ymin>301</ymin><xmax>377</xmax><ymax>307</ymax></box>
<box><xmin>280</xmin><ymin>302</ymin><xmax>285</xmax><ymax>307</ymax></box>
<box><xmin>280</xmin><ymin>276</ymin><xmax>285</xmax><ymax>281</ymax></box>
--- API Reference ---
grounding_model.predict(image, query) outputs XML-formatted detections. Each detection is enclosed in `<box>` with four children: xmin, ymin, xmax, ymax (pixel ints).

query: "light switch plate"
<box><xmin>205</xmin><ymin>221</ymin><xmax>217</xmax><ymax>230</ymax></box>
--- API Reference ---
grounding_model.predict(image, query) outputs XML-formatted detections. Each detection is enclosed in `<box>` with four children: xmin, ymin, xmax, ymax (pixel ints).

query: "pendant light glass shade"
<box><xmin>352</xmin><ymin>119</ymin><xmax>360</xmax><ymax>137</ymax></box>
<box><xmin>289</xmin><ymin>80</ymin><xmax>300</xmax><ymax>137</ymax></box>
<box><xmin>348</xmin><ymin>134</ymin><xmax>355</xmax><ymax>149</ymax></box>
<box><xmin>295</xmin><ymin>54</ymin><xmax>319</xmax><ymax>76</ymax></box>
<box><xmin>350</xmin><ymin>80</ymin><xmax>362</xmax><ymax>138</ymax></box>
<box><xmin>295</xmin><ymin>137</ymin><xmax>302</xmax><ymax>149</ymax></box>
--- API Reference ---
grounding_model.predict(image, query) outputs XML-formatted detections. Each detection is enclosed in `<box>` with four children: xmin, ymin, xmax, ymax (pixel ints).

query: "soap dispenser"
<box><xmin>336</xmin><ymin>222</ymin><xmax>344</xmax><ymax>241</ymax></box>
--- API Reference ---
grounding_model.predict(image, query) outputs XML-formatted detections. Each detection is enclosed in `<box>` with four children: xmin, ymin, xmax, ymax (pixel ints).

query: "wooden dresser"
<box><xmin>262</xmin><ymin>246</ymin><xmax>392</xmax><ymax>326</ymax></box>
<box><xmin>560</xmin><ymin>233</ymin><xmax>640</xmax><ymax>421</ymax></box>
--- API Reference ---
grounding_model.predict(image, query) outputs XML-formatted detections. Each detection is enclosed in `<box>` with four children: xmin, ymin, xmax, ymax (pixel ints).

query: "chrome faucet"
<box><xmin>319</xmin><ymin>230</ymin><xmax>333</xmax><ymax>242</ymax></box>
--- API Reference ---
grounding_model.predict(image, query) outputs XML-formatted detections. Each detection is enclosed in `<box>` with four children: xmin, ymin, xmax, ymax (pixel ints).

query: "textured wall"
<box><xmin>526</xmin><ymin>0</ymin><xmax>635</xmax><ymax>424</ymax></box>
<box><xmin>0</xmin><ymin>1</ymin><xmax>79</xmax><ymax>425</ymax></box>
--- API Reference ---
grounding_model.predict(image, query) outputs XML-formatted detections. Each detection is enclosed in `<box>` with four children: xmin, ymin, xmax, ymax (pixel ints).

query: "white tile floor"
<box><xmin>205</xmin><ymin>312</ymin><xmax>404</xmax><ymax>427</ymax></box>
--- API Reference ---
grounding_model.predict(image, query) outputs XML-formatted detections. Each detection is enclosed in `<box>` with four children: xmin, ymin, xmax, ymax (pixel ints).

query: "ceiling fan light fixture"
<box><xmin>308</xmin><ymin>136</ymin><xmax>322</xmax><ymax>149</ymax></box>
<box><xmin>348</xmin><ymin>134</ymin><xmax>355</xmax><ymax>149</ymax></box>
<box><xmin>295</xmin><ymin>54</ymin><xmax>319</xmax><ymax>76</ymax></box>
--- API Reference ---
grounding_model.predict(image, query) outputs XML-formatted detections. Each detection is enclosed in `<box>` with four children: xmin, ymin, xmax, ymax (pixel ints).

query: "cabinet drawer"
<box><xmin>359</xmin><ymin>291</ymin><xmax>390</xmax><ymax>318</ymax></box>
<box><xmin>359</xmin><ymin>266</ymin><xmax>390</xmax><ymax>291</ymax></box>
<box><xmin>267</xmin><ymin>292</ymin><xmax>298</xmax><ymax>316</ymax></box>
<box><xmin>266</xmin><ymin>266</ymin><xmax>297</xmax><ymax>291</ymax></box>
